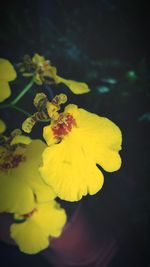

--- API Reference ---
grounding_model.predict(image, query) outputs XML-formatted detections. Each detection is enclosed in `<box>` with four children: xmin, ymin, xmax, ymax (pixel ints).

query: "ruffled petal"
<box><xmin>65</xmin><ymin>104</ymin><xmax>122</xmax><ymax>171</ymax></box>
<box><xmin>41</xmin><ymin>104</ymin><xmax>122</xmax><ymax>201</ymax></box>
<box><xmin>10</xmin><ymin>221</ymin><xmax>49</xmax><ymax>254</ymax></box>
<box><xmin>10</xmin><ymin>201</ymin><xmax>67</xmax><ymax>254</ymax></box>
<box><xmin>96</xmin><ymin>148</ymin><xmax>122</xmax><ymax>172</ymax></box>
<box><xmin>65</xmin><ymin>105</ymin><xmax>122</xmax><ymax>151</ymax></box>
<box><xmin>40</xmin><ymin>138</ymin><xmax>104</xmax><ymax>201</ymax></box>
<box><xmin>32</xmin><ymin>202</ymin><xmax>67</xmax><ymax>237</ymax></box>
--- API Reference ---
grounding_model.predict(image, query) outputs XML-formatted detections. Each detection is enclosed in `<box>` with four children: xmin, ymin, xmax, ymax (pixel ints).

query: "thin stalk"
<box><xmin>11</xmin><ymin>105</ymin><xmax>31</xmax><ymax>117</ymax></box>
<box><xmin>11</xmin><ymin>78</ymin><xmax>34</xmax><ymax>105</ymax></box>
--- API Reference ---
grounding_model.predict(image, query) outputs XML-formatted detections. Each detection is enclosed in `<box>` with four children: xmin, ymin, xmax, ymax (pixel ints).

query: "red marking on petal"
<box><xmin>52</xmin><ymin>113</ymin><xmax>76</xmax><ymax>139</ymax></box>
<box><xmin>22</xmin><ymin>208</ymin><xmax>37</xmax><ymax>219</ymax></box>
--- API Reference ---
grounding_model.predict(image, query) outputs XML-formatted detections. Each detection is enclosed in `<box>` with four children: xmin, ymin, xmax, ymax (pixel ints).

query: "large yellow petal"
<box><xmin>24</xmin><ymin>139</ymin><xmax>46</xmax><ymax>167</ymax></box>
<box><xmin>0</xmin><ymin>139</ymin><xmax>54</xmax><ymax>213</ymax></box>
<box><xmin>16</xmin><ymin>139</ymin><xmax>47</xmax><ymax>184</ymax></box>
<box><xmin>65</xmin><ymin>104</ymin><xmax>122</xmax><ymax>150</ymax></box>
<box><xmin>0</xmin><ymin>58</ymin><xmax>17</xmax><ymax>81</ymax></box>
<box><xmin>31</xmin><ymin>179</ymin><xmax>56</xmax><ymax>202</ymax></box>
<box><xmin>10</xmin><ymin>221</ymin><xmax>49</xmax><ymax>254</ymax></box>
<box><xmin>15</xmin><ymin>140</ymin><xmax>55</xmax><ymax>202</ymax></box>
<box><xmin>40</xmin><ymin>138</ymin><xmax>104</xmax><ymax>201</ymax></box>
<box><xmin>64</xmin><ymin>104</ymin><xmax>122</xmax><ymax>171</ymax></box>
<box><xmin>0</xmin><ymin>174</ymin><xmax>35</xmax><ymax>214</ymax></box>
<box><xmin>10</xmin><ymin>201</ymin><xmax>67</xmax><ymax>254</ymax></box>
<box><xmin>0</xmin><ymin>81</ymin><xmax>11</xmax><ymax>102</ymax></box>
<box><xmin>32</xmin><ymin>202</ymin><xmax>67</xmax><ymax>237</ymax></box>
<box><xmin>55</xmin><ymin>76</ymin><xmax>90</xmax><ymax>94</ymax></box>
<box><xmin>41</xmin><ymin>104</ymin><xmax>122</xmax><ymax>201</ymax></box>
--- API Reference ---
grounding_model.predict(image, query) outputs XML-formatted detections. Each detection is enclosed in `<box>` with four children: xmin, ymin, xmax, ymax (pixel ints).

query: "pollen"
<box><xmin>52</xmin><ymin>113</ymin><xmax>76</xmax><ymax>139</ymax></box>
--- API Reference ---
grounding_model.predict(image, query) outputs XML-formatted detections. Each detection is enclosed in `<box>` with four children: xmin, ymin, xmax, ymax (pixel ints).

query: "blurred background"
<box><xmin>0</xmin><ymin>0</ymin><xmax>150</xmax><ymax>266</ymax></box>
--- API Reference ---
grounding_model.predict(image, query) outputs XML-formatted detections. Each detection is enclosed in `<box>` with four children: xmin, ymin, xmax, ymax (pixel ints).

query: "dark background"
<box><xmin>0</xmin><ymin>0</ymin><xmax>150</xmax><ymax>266</ymax></box>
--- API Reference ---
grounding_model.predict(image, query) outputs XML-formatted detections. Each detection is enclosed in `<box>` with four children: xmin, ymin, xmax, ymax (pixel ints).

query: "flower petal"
<box><xmin>0</xmin><ymin>58</ymin><xmax>16</xmax><ymax>81</ymax></box>
<box><xmin>96</xmin><ymin>148</ymin><xmax>122</xmax><ymax>172</ymax></box>
<box><xmin>32</xmin><ymin>202</ymin><xmax>67</xmax><ymax>237</ymax></box>
<box><xmin>65</xmin><ymin>104</ymin><xmax>122</xmax><ymax>171</ymax></box>
<box><xmin>43</xmin><ymin>124</ymin><xmax>57</xmax><ymax>146</ymax></box>
<box><xmin>41</xmin><ymin>103</ymin><xmax>122</xmax><ymax>201</ymax></box>
<box><xmin>0</xmin><ymin>81</ymin><xmax>11</xmax><ymax>102</ymax></box>
<box><xmin>40</xmin><ymin>139</ymin><xmax>104</xmax><ymax>201</ymax></box>
<box><xmin>10</xmin><ymin>221</ymin><xmax>49</xmax><ymax>254</ymax></box>
<box><xmin>0</xmin><ymin>119</ymin><xmax>6</xmax><ymax>133</ymax></box>
<box><xmin>31</xmin><ymin>180</ymin><xmax>56</xmax><ymax>202</ymax></box>
<box><xmin>0</xmin><ymin>174</ymin><xmax>35</xmax><ymax>214</ymax></box>
<box><xmin>11</xmin><ymin>135</ymin><xmax>31</xmax><ymax>145</ymax></box>
<box><xmin>0</xmin><ymin>139</ymin><xmax>54</xmax><ymax>213</ymax></box>
<box><xmin>10</xmin><ymin>201</ymin><xmax>67</xmax><ymax>254</ymax></box>
<box><xmin>18</xmin><ymin>140</ymin><xmax>55</xmax><ymax>202</ymax></box>
<box><xmin>55</xmin><ymin>76</ymin><xmax>90</xmax><ymax>94</ymax></box>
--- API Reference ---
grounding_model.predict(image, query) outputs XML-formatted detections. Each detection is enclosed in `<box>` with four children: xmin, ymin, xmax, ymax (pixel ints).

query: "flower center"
<box><xmin>0</xmin><ymin>152</ymin><xmax>26</xmax><ymax>171</ymax></box>
<box><xmin>52</xmin><ymin>113</ymin><xmax>76</xmax><ymax>139</ymax></box>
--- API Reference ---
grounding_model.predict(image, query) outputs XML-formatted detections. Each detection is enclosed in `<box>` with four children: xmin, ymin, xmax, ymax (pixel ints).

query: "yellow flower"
<box><xmin>0</xmin><ymin>136</ymin><xmax>55</xmax><ymax>214</ymax></box>
<box><xmin>40</xmin><ymin>104</ymin><xmax>122</xmax><ymax>201</ymax></box>
<box><xmin>0</xmin><ymin>119</ymin><xmax>6</xmax><ymax>133</ymax></box>
<box><xmin>0</xmin><ymin>58</ymin><xmax>17</xmax><ymax>102</ymax></box>
<box><xmin>10</xmin><ymin>201</ymin><xmax>67</xmax><ymax>254</ymax></box>
<box><xmin>20</xmin><ymin>54</ymin><xmax>90</xmax><ymax>94</ymax></box>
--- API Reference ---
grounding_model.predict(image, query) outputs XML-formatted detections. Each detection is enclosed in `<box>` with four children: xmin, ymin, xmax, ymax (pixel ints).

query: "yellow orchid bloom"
<box><xmin>19</xmin><ymin>54</ymin><xmax>90</xmax><ymax>94</ymax></box>
<box><xmin>39</xmin><ymin>104</ymin><xmax>122</xmax><ymax>201</ymax></box>
<box><xmin>0</xmin><ymin>58</ymin><xmax>17</xmax><ymax>102</ymax></box>
<box><xmin>0</xmin><ymin>119</ymin><xmax>6</xmax><ymax>133</ymax></box>
<box><xmin>10</xmin><ymin>201</ymin><xmax>67</xmax><ymax>254</ymax></box>
<box><xmin>0</xmin><ymin>135</ymin><xmax>55</xmax><ymax>214</ymax></box>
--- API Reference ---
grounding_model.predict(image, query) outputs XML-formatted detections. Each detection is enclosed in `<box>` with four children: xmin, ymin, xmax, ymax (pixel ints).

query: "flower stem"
<box><xmin>11</xmin><ymin>105</ymin><xmax>31</xmax><ymax>116</ymax></box>
<box><xmin>11</xmin><ymin>78</ymin><xmax>34</xmax><ymax>105</ymax></box>
<box><xmin>0</xmin><ymin>103</ymin><xmax>31</xmax><ymax>116</ymax></box>
<box><xmin>0</xmin><ymin>78</ymin><xmax>34</xmax><ymax>116</ymax></box>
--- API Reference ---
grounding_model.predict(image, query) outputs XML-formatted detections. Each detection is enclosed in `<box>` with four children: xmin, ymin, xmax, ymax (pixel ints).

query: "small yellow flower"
<box><xmin>19</xmin><ymin>54</ymin><xmax>90</xmax><ymax>94</ymax></box>
<box><xmin>0</xmin><ymin>135</ymin><xmax>55</xmax><ymax>214</ymax></box>
<box><xmin>10</xmin><ymin>201</ymin><xmax>67</xmax><ymax>254</ymax></box>
<box><xmin>0</xmin><ymin>58</ymin><xmax>17</xmax><ymax>102</ymax></box>
<box><xmin>40</xmin><ymin>104</ymin><xmax>122</xmax><ymax>201</ymax></box>
<box><xmin>0</xmin><ymin>119</ymin><xmax>6</xmax><ymax>133</ymax></box>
